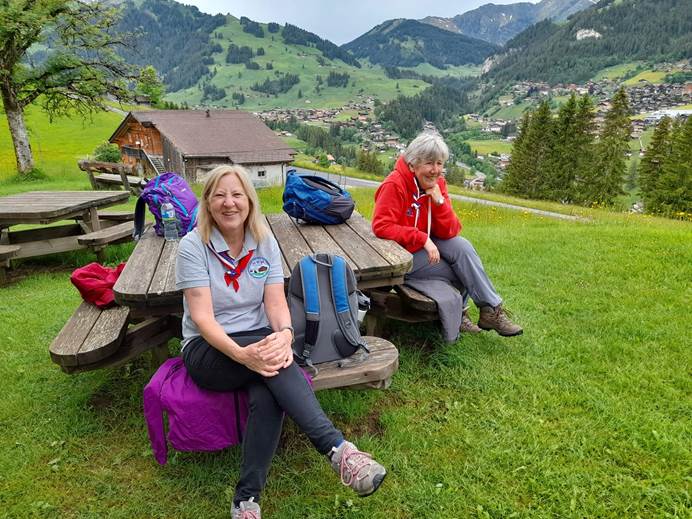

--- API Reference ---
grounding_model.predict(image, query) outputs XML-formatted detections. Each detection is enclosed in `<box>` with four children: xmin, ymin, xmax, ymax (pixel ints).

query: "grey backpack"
<box><xmin>288</xmin><ymin>254</ymin><xmax>368</xmax><ymax>370</ymax></box>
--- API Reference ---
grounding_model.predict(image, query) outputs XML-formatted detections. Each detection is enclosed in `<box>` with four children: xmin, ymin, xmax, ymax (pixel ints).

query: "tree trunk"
<box><xmin>0</xmin><ymin>80</ymin><xmax>34</xmax><ymax>174</ymax></box>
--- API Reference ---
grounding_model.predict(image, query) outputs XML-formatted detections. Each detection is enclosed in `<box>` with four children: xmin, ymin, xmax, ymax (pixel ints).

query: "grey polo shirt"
<box><xmin>175</xmin><ymin>226</ymin><xmax>284</xmax><ymax>348</ymax></box>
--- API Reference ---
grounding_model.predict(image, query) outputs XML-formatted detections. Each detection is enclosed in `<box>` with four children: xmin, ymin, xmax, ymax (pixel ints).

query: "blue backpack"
<box><xmin>282</xmin><ymin>170</ymin><xmax>355</xmax><ymax>225</ymax></box>
<box><xmin>133</xmin><ymin>172</ymin><xmax>199</xmax><ymax>240</ymax></box>
<box><xmin>288</xmin><ymin>253</ymin><xmax>369</xmax><ymax>371</ymax></box>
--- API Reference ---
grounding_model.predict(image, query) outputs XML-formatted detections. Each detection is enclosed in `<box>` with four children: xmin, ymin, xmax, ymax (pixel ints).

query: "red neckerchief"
<box><xmin>207</xmin><ymin>244</ymin><xmax>255</xmax><ymax>292</ymax></box>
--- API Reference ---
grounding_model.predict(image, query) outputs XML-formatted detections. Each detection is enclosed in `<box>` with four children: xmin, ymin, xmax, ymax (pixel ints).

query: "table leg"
<box><xmin>86</xmin><ymin>207</ymin><xmax>102</xmax><ymax>232</ymax></box>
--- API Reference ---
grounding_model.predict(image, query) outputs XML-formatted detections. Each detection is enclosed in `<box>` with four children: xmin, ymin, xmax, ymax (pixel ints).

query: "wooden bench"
<box><xmin>77</xmin><ymin>221</ymin><xmax>144</xmax><ymax>261</ymax></box>
<box><xmin>49</xmin><ymin>301</ymin><xmax>176</xmax><ymax>374</ymax></box>
<box><xmin>311</xmin><ymin>337</ymin><xmax>398</xmax><ymax>391</ymax></box>
<box><xmin>0</xmin><ymin>244</ymin><xmax>21</xmax><ymax>285</ymax></box>
<box><xmin>365</xmin><ymin>284</ymin><xmax>439</xmax><ymax>336</ymax></box>
<box><xmin>78</xmin><ymin>160</ymin><xmax>147</xmax><ymax>195</ymax></box>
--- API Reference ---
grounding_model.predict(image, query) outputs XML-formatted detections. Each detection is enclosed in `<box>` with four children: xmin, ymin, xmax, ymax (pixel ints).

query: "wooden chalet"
<box><xmin>109</xmin><ymin>110</ymin><xmax>295</xmax><ymax>185</ymax></box>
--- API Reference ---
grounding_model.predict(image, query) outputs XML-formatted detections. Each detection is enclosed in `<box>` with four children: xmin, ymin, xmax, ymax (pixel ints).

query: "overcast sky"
<box><xmin>182</xmin><ymin>0</ymin><xmax>539</xmax><ymax>45</ymax></box>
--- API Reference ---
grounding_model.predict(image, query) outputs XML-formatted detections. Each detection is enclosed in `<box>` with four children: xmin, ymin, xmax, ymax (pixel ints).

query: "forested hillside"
<box><xmin>342</xmin><ymin>19</ymin><xmax>499</xmax><ymax>69</ymax></box>
<box><xmin>485</xmin><ymin>0</ymin><xmax>692</xmax><ymax>84</ymax></box>
<box><xmin>109</xmin><ymin>0</ymin><xmax>430</xmax><ymax>109</ymax></box>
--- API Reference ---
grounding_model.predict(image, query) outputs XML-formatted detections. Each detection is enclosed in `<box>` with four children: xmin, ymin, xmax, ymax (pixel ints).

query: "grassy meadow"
<box><xmin>1</xmin><ymin>110</ymin><xmax>691</xmax><ymax>518</ymax></box>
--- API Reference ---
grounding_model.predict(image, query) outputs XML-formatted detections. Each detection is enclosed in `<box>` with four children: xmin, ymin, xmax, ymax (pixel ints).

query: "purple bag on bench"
<box><xmin>133</xmin><ymin>172</ymin><xmax>199</xmax><ymax>240</ymax></box>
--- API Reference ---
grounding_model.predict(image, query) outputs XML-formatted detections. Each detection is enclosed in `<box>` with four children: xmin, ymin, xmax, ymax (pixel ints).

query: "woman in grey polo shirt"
<box><xmin>176</xmin><ymin>165</ymin><xmax>386</xmax><ymax>518</ymax></box>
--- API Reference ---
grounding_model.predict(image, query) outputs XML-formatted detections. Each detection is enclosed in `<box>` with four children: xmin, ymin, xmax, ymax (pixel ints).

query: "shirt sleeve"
<box><xmin>264</xmin><ymin>235</ymin><xmax>284</xmax><ymax>285</ymax></box>
<box><xmin>175</xmin><ymin>233</ymin><xmax>211</xmax><ymax>290</ymax></box>
<box><xmin>430</xmin><ymin>178</ymin><xmax>462</xmax><ymax>239</ymax></box>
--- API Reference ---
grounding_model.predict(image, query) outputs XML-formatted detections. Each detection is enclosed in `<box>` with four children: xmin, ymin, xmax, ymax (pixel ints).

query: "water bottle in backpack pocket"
<box><xmin>133</xmin><ymin>172</ymin><xmax>199</xmax><ymax>240</ymax></box>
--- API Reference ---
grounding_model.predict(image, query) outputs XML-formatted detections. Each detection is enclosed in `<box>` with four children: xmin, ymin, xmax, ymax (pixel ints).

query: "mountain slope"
<box><xmin>342</xmin><ymin>19</ymin><xmax>499</xmax><ymax>69</ymax></box>
<box><xmin>422</xmin><ymin>0</ymin><xmax>595</xmax><ymax>45</ymax></box>
<box><xmin>111</xmin><ymin>0</ymin><xmax>428</xmax><ymax>109</ymax></box>
<box><xmin>484</xmin><ymin>0</ymin><xmax>692</xmax><ymax>84</ymax></box>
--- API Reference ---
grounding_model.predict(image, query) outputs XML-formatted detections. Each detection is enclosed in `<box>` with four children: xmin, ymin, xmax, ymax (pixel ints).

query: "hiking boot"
<box><xmin>478</xmin><ymin>305</ymin><xmax>523</xmax><ymax>337</ymax></box>
<box><xmin>231</xmin><ymin>497</ymin><xmax>260</xmax><ymax>519</ymax></box>
<box><xmin>330</xmin><ymin>441</ymin><xmax>386</xmax><ymax>497</ymax></box>
<box><xmin>461</xmin><ymin>309</ymin><xmax>482</xmax><ymax>334</ymax></box>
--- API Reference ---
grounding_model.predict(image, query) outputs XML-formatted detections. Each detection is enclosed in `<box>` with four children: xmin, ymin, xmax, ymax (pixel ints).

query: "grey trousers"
<box><xmin>405</xmin><ymin>236</ymin><xmax>502</xmax><ymax>341</ymax></box>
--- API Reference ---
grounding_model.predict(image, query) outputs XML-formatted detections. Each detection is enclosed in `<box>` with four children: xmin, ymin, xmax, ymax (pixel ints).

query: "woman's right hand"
<box><xmin>238</xmin><ymin>337</ymin><xmax>285</xmax><ymax>377</ymax></box>
<box><xmin>423</xmin><ymin>237</ymin><xmax>440</xmax><ymax>264</ymax></box>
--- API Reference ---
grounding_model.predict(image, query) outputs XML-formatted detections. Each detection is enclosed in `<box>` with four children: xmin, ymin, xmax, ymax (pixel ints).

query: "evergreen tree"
<box><xmin>639</xmin><ymin>116</ymin><xmax>672</xmax><ymax>209</ymax></box>
<box><xmin>588</xmin><ymin>88</ymin><xmax>631</xmax><ymax>205</ymax></box>
<box><xmin>572</xmin><ymin>95</ymin><xmax>596</xmax><ymax>203</ymax></box>
<box><xmin>651</xmin><ymin>117</ymin><xmax>692</xmax><ymax>216</ymax></box>
<box><xmin>503</xmin><ymin>111</ymin><xmax>531</xmax><ymax>196</ymax></box>
<box><xmin>548</xmin><ymin>93</ymin><xmax>579</xmax><ymax>201</ymax></box>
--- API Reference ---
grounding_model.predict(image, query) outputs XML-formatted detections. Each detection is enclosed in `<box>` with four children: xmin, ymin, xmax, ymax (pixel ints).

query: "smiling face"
<box><xmin>411</xmin><ymin>159</ymin><xmax>444</xmax><ymax>191</ymax></box>
<box><xmin>208</xmin><ymin>173</ymin><xmax>250</xmax><ymax>236</ymax></box>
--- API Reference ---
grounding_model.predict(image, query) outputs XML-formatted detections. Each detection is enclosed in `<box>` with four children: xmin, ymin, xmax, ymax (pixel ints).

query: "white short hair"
<box><xmin>403</xmin><ymin>132</ymin><xmax>449</xmax><ymax>167</ymax></box>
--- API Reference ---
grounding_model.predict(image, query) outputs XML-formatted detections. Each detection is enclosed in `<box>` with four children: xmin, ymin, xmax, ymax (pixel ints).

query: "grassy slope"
<box><xmin>1</xmin><ymin>185</ymin><xmax>690</xmax><ymax>518</ymax></box>
<box><xmin>164</xmin><ymin>17</ymin><xmax>429</xmax><ymax>111</ymax></box>
<box><xmin>1</xmin><ymin>110</ymin><xmax>691</xmax><ymax>518</ymax></box>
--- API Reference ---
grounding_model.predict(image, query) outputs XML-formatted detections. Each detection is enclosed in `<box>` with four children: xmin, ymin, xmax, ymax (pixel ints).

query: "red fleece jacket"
<box><xmin>372</xmin><ymin>156</ymin><xmax>461</xmax><ymax>253</ymax></box>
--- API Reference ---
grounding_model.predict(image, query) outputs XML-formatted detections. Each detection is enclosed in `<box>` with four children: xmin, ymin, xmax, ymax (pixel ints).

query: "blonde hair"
<box><xmin>403</xmin><ymin>131</ymin><xmax>449</xmax><ymax>167</ymax></box>
<box><xmin>196</xmin><ymin>165</ymin><xmax>269</xmax><ymax>244</ymax></box>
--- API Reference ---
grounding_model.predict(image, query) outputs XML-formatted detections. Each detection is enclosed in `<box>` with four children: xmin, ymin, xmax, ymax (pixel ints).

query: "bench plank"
<box><xmin>311</xmin><ymin>336</ymin><xmax>398</xmax><ymax>391</ymax></box>
<box><xmin>49</xmin><ymin>302</ymin><xmax>105</xmax><ymax>367</ymax></box>
<box><xmin>345</xmin><ymin>212</ymin><xmax>412</xmax><ymax>276</ymax></box>
<box><xmin>78</xmin><ymin>305</ymin><xmax>130</xmax><ymax>365</ymax></box>
<box><xmin>0</xmin><ymin>244</ymin><xmax>21</xmax><ymax>260</ymax></box>
<box><xmin>77</xmin><ymin>221</ymin><xmax>135</xmax><ymax>246</ymax></box>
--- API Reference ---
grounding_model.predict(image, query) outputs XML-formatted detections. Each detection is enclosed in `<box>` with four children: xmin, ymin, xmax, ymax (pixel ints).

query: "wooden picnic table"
<box><xmin>0</xmin><ymin>191</ymin><xmax>130</xmax><ymax>261</ymax></box>
<box><xmin>113</xmin><ymin>211</ymin><xmax>412</xmax><ymax>318</ymax></box>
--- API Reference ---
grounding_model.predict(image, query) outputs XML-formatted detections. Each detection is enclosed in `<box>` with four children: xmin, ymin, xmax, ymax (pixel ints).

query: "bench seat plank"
<box><xmin>77</xmin><ymin>221</ymin><xmax>136</xmax><ymax>246</ymax></box>
<box><xmin>311</xmin><ymin>336</ymin><xmax>398</xmax><ymax>391</ymax></box>
<box><xmin>49</xmin><ymin>302</ymin><xmax>129</xmax><ymax>368</ymax></box>
<box><xmin>0</xmin><ymin>244</ymin><xmax>21</xmax><ymax>260</ymax></box>
<box><xmin>99</xmin><ymin>211</ymin><xmax>135</xmax><ymax>222</ymax></box>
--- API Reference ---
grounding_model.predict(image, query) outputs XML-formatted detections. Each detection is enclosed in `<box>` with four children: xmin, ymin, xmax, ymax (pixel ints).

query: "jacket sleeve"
<box><xmin>430</xmin><ymin>179</ymin><xmax>461</xmax><ymax>239</ymax></box>
<box><xmin>372</xmin><ymin>181</ymin><xmax>428</xmax><ymax>253</ymax></box>
<box><xmin>143</xmin><ymin>363</ymin><xmax>170</xmax><ymax>465</ymax></box>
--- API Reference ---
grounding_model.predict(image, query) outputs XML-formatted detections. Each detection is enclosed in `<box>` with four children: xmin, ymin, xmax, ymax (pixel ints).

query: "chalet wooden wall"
<box><xmin>112</xmin><ymin>121</ymin><xmax>163</xmax><ymax>168</ymax></box>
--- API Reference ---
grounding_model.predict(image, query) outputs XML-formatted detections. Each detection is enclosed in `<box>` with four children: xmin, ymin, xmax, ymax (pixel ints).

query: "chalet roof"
<box><xmin>110</xmin><ymin>110</ymin><xmax>295</xmax><ymax>164</ymax></box>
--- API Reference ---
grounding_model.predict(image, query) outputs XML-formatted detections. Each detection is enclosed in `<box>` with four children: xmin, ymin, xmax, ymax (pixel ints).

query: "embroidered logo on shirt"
<box><xmin>248</xmin><ymin>257</ymin><xmax>271</xmax><ymax>278</ymax></box>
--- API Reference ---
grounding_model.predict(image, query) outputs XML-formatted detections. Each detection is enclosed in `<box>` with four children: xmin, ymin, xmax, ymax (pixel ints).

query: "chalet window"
<box><xmin>258</xmin><ymin>170</ymin><xmax>266</xmax><ymax>178</ymax></box>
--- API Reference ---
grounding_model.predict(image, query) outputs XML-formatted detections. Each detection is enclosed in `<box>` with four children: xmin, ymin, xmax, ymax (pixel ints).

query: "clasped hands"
<box><xmin>241</xmin><ymin>329</ymin><xmax>294</xmax><ymax>377</ymax></box>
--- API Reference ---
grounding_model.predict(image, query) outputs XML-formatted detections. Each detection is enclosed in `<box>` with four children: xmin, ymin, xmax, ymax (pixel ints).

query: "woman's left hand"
<box><xmin>258</xmin><ymin>329</ymin><xmax>293</xmax><ymax>368</ymax></box>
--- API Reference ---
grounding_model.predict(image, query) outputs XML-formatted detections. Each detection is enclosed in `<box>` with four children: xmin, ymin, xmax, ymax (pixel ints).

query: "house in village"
<box><xmin>109</xmin><ymin>110</ymin><xmax>295</xmax><ymax>186</ymax></box>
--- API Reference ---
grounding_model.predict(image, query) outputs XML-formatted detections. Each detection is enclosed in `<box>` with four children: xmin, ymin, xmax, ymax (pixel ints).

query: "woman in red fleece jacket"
<box><xmin>372</xmin><ymin>132</ymin><xmax>522</xmax><ymax>339</ymax></box>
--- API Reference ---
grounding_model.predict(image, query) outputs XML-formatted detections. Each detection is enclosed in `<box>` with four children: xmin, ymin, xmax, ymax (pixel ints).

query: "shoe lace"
<box><xmin>497</xmin><ymin>306</ymin><xmax>515</xmax><ymax>322</ymax></box>
<box><xmin>339</xmin><ymin>445</ymin><xmax>374</xmax><ymax>486</ymax></box>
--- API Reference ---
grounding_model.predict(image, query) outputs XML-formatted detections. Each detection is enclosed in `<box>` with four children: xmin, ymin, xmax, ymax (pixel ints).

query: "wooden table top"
<box><xmin>0</xmin><ymin>191</ymin><xmax>129</xmax><ymax>224</ymax></box>
<box><xmin>113</xmin><ymin>212</ymin><xmax>412</xmax><ymax>313</ymax></box>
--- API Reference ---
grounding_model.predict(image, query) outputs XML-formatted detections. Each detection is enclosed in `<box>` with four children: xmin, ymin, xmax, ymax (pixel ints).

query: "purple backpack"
<box><xmin>133</xmin><ymin>172</ymin><xmax>199</xmax><ymax>240</ymax></box>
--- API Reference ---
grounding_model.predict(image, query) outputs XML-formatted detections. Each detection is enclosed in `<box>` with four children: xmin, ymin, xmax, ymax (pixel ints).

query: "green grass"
<box><xmin>0</xmin><ymin>104</ymin><xmax>123</xmax><ymax>187</ymax></box>
<box><xmin>1</xmin><ymin>182</ymin><xmax>690</xmax><ymax>518</ymax></box>
<box><xmin>467</xmin><ymin>139</ymin><xmax>513</xmax><ymax>156</ymax></box>
<box><xmin>2</xmin><ymin>106</ymin><xmax>691</xmax><ymax>518</ymax></box>
<box><xmin>623</xmin><ymin>70</ymin><xmax>667</xmax><ymax>86</ymax></box>
<box><xmin>592</xmin><ymin>62</ymin><xmax>643</xmax><ymax>81</ymax></box>
<box><xmin>484</xmin><ymin>100</ymin><xmax>534</xmax><ymax>121</ymax></box>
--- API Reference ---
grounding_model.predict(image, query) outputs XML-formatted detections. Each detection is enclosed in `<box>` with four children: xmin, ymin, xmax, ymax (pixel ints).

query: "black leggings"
<box><xmin>182</xmin><ymin>329</ymin><xmax>344</xmax><ymax>505</ymax></box>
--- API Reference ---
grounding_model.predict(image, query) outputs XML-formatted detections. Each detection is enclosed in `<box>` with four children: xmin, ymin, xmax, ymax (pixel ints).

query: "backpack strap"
<box><xmin>298</xmin><ymin>255</ymin><xmax>320</xmax><ymax>371</ymax></box>
<box><xmin>330</xmin><ymin>256</ymin><xmax>368</xmax><ymax>353</ymax></box>
<box><xmin>133</xmin><ymin>195</ymin><xmax>148</xmax><ymax>241</ymax></box>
